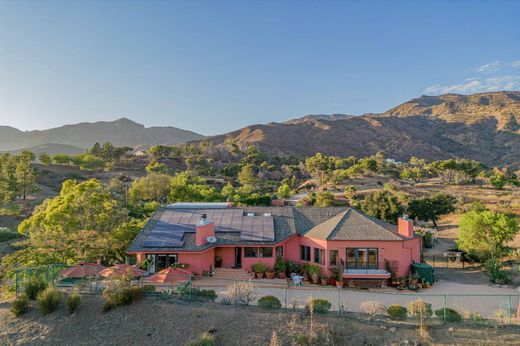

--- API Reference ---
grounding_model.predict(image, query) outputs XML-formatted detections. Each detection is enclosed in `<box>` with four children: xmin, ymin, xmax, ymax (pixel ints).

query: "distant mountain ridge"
<box><xmin>0</xmin><ymin>118</ymin><xmax>204</xmax><ymax>152</ymax></box>
<box><xmin>190</xmin><ymin>91</ymin><xmax>520</xmax><ymax>167</ymax></box>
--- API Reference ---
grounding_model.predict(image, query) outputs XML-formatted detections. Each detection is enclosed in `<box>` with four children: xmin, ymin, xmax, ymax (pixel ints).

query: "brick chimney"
<box><xmin>195</xmin><ymin>214</ymin><xmax>215</xmax><ymax>246</ymax></box>
<box><xmin>397</xmin><ymin>215</ymin><xmax>414</xmax><ymax>238</ymax></box>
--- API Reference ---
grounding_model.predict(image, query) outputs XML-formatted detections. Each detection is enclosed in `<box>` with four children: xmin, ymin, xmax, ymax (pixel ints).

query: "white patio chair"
<box><xmin>290</xmin><ymin>273</ymin><xmax>303</xmax><ymax>286</ymax></box>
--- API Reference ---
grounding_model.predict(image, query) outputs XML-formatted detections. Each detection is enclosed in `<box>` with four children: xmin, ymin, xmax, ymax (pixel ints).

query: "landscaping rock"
<box><xmin>448</xmin><ymin>327</ymin><xmax>454</xmax><ymax>333</ymax></box>
<box><xmin>389</xmin><ymin>327</ymin><xmax>397</xmax><ymax>333</ymax></box>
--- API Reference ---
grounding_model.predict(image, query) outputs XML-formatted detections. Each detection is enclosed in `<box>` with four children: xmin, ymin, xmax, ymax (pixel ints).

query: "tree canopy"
<box><xmin>1</xmin><ymin>179</ymin><xmax>142</xmax><ymax>277</ymax></box>
<box><xmin>456</xmin><ymin>209</ymin><xmax>518</xmax><ymax>260</ymax></box>
<box><xmin>360</xmin><ymin>190</ymin><xmax>405</xmax><ymax>224</ymax></box>
<box><xmin>408</xmin><ymin>193</ymin><xmax>457</xmax><ymax>227</ymax></box>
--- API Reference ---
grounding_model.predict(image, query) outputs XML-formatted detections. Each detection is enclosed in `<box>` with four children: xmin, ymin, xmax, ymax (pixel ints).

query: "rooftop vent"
<box><xmin>263</xmin><ymin>213</ymin><xmax>272</xmax><ymax>217</ymax></box>
<box><xmin>246</xmin><ymin>212</ymin><xmax>255</xmax><ymax>217</ymax></box>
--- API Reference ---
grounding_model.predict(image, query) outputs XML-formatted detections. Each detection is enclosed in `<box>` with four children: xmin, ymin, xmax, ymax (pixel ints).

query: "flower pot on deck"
<box><xmin>335</xmin><ymin>280</ymin><xmax>344</xmax><ymax>288</ymax></box>
<box><xmin>266</xmin><ymin>271</ymin><xmax>275</xmax><ymax>279</ymax></box>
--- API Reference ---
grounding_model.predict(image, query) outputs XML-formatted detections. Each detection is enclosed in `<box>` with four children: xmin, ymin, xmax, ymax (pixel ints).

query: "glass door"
<box><xmin>234</xmin><ymin>247</ymin><xmax>242</xmax><ymax>268</ymax></box>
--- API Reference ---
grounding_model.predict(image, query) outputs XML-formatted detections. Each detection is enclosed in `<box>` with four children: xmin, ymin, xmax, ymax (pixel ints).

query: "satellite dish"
<box><xmin>207</xmin><ymin>236</ymin><xmax>217</xmax><ymax>244</ymax></box>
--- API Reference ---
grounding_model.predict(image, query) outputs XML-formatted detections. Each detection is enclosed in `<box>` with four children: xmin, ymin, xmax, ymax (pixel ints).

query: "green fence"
<box><xmin>15</xmin><ymin>264</ymin><xmax>70</xmax><ymax>297</ymax></box>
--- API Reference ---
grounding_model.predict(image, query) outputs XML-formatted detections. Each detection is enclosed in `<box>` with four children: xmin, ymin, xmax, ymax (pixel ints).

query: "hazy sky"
<box><xmin>1</xmin><ymin>1</ymin><xmax>519</xmax><ymax>135</ymax></box>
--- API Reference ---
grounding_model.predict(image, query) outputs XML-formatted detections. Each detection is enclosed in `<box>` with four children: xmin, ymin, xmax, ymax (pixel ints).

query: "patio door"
<box><xmin>234</xmin><ymin>247</ymin><xmax>242</xmax><ymax>268</ymax></box>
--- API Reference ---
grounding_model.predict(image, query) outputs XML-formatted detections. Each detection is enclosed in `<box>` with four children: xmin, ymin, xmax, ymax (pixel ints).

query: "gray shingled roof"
<box><xmin>128</xmin><ymin>205</ymin><xmax>406</xmax><ymax>253</ymax></box>
<box><xmin>305</xmin><ymin>208</ymin><xmax>404</xmax><ymax>241</ymax></box>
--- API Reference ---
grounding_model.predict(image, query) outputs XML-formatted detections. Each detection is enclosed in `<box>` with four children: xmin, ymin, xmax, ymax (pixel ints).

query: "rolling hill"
<box><xmin>191</xmin><ymin>91</ymin><xmax>520</xmax><ymax>167</ymax></box>
<box><xmin>0</xmin><ymin>118</ymin><xmax>203</xmax><ymax>152</ymax></box>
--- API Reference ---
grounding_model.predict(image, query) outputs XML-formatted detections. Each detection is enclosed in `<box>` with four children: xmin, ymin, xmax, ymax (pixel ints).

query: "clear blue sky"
<box><xmin>1</xmin><ymin>1</ymin><xmax>519</xmax><ymax>135</ymax></box>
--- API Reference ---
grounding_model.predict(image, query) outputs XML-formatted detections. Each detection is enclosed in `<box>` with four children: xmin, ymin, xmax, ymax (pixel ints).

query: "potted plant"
<box><xmin>215</xmin><ymin>256</ymin><xmax>222</xmax><ymax>268</ymax></box>
<box><xmin>302</xmin><ymin>263</ymin><xmax>311</xmax><ymax>281</ymax></box>
<box><xmin>396</xmin><ymin>277</ymin><xmax>406</xmax><ymax>290</ymax></box>
<box><xmin>330</xmin><ymin>266</ymin><xmax>344</xmax><ymax>288</ymax></box>
<box><xmin>410</xmin><ymin>274</ymin><xmax>419</xmax><ymax>285</ymax></box>
<box><xmin>320</xmin><ymin>274</ymin><xmax>328</xmax><ymax>286</ymax></box>
<box><xmin>274</xmin><ymin>257</ymin><xmax>287</xmax><ymax>279</ymax></box>
<box><xmin>265</xmin><ymin>266</ymin><xmax>275</xmax><ymax>279</ymax></box>
<box><xmin>308</xmin><ymin>264</ymin><xmax>320</xmax><ymax>284</ymax></box>
<box><xmin>424</xmin><ymin>281</ymin><xmax>431</xmax><ymax>288</ymax></box>
<box><xmin>252</xmin><ymin>262</ymin><xmax>266</xmax><ymax>279</ymax></box>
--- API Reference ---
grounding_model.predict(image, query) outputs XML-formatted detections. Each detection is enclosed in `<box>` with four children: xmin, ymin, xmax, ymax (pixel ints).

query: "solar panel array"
<box><xmin>240</xmin><ymin>216</ymin><xmax>275</xmax><ymax>241</ymax></box>
<box><xmin>142</xmin><ymin>208</ymin><xmax>275</xmax><ymax>248</ymax></box>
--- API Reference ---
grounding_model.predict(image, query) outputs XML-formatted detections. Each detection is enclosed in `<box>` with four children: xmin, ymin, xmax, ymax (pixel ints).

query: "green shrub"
<box><xmin>0</xmin><ymin>227</ymin><xmax>21</xmax><ymax>242</ymax></box>
<box><xmin>188</xmin><ymin>331</ymin><xmax>215</xmax><ymax>346</ymax></box>
<box><xmin>160</xmin><ymin>288</ymin><xmax>175</xmax><ymax>300</ymax></box>
<box><xmin>435</xmin><ymin>308</ymin><xmax>462</xmax><ymax>322</ymax></box>
<box><xmin>102</xmin><ymin>286</ymin><xmax>148</xmax><ymax>312</ymax></box>
<box><xmin>307</xmin><ymin>264</ymin><xmax>320</xmax><ymax>276</ymax></box>
<box><xmin>24</xmin><ymin>279</ymin><xmax>47</xmax><ymax>300</ymax></box>
<box><xmin>274</xmin><ymin>256</ymin><xmax>286</xmax><ymax>274</ymax></box>
<box><xmin>141</xmin><ymin>285</ymin><xmax>156</xmax><ymax>293</ymax></box>
<box><xmin>485</xmin><ymin>258</ymin><xmax>512</xmax><ymax>284</ymax></box>
<box><xmin>199</xmin><ymin>289</ymin><xmax>217</xmax><ymax>302</ymax></box>
<box><xmin>306</xmin><ymin>299</ymin><xmax>331</xmax><ymax>314</ymax></box>
<box><xmin>387</xmin><ymin>304</ymin><xmax>407</xmax><ymax>320</ymax></box>
<box><xmin>37</xmin><ymin>287</ymin><xmax>62</xmax><ymax>315</ymax></box>
<box><xmin>258</xmin><ymin>295</ymin><xmax>281</xmax><ymax>309</ymax></box>
<box><xmin>220</xmin><ymin>298</ymin><xmax>232</xmax><ymax>305</ymax></box>
<box><xmin>10</xmin><ymin>295</ymin><xmax>29</xmax><ymax>316</ymax></box>
<box><xmin>102</xmin><ymin>300</ymin><xmax>116</xmax><ymax>313</ymax></box>
<box><xmin>252</xmin><ymin>262</ymin><xmax>266</xmax><ymax>273</ymax></box>
<box><xmin>67</xmin><ymin>293</ymin><xmax>81</xmax><ymax>314</ymax></box>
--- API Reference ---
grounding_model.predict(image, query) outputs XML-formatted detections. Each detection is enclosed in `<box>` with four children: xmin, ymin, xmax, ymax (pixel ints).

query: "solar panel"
<box><xmin>144</xmin><ymin>207</ymin><xmax>276</xmax><ymax>248</ymax></box>
<box><xmin>179</xmin><ymin>212</ymin><xmax>194</xmax><ymax>224</ymax></box>
<box><xmin>239</xmin><ymin>215</ymin><xmax>275</xmax><ymax>241</ymax></box>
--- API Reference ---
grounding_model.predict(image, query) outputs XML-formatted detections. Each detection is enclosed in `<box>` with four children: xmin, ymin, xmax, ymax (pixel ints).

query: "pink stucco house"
<box><xmin>128</xmin><ymin>202</ymin><xmax>421</xmax><ymax>281</ymax></box>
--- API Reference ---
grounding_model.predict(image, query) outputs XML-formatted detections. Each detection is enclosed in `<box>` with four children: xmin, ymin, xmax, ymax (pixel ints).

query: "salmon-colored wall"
<box><xmin>242</xmin><ymin>256</ymin><xmax>276</xmax><ymax>272</ymax></box>
<box><xmin>133</xmin><ymin>235</ymin><xmax>421</xmax><ymax>277</ymax></box>
<box><xmin>215</xmin><ymin>247</ymin><xmax>235</xmax><ymax>268</ymax></box>
<box><xmin>178</xmin><ymin>249</ymin><xmax>215</xmax><ymax>275</ymax></box>
<box><xmin>263</xmin><ymin>235</ymin><xmax>421</xmax><ymax>277</ymax></box>
<box><xmin>284</xmin><ymin>236</ymin><xmax>302</xmax><ymax>263</ymax></box>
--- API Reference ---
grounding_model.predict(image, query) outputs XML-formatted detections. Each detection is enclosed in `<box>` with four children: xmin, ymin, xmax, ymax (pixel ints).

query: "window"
<box><xmin>345</xmin><ymin>248</ymin><xmax>378</xmax><ymax>269</ymax></box>
<box><xmin>314</xmin><ymin>248</ymin><xmax>324</xmax><ymax>264</ymax></box>
<box><xmin>367</xmin><ymin>248</ymin><xmax>378</xmax><ymax>269</ymax></box>
<box><xmin>244</xmin><ymin>247</ymin><xmax>259</xmax><ymax>258</ymax></box>
<box><xmin>259</xmin><ymin>247</ymin><xmax>273</xmax><ymax>258</ymax></box>
<box><xmin>276</xmin><ymin>246</ymin><xmax>283</xmax><ymax>258</ymax></box>
<box><xmin>329</xmin><ymin>250</ymin><xmax>338</xmax><ymax>266</ymax></box>
<box><xmin>154</xmin><ymin>254</ymin><xmax>178</xmax><ymax>272</ymax></box>
<box><xmin>300</xmin><ymin>245</ymin><xmax>311</xmax><ymax>261</ymax></box>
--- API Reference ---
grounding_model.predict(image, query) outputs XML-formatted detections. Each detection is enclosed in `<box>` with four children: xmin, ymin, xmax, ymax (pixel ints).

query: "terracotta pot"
<box><xmin>255</xmin><ymin>272</ymin><xmax>264</xmax><ymax>279</ymax></box>
<box><xmin>278</xmin><ymin>272</ymin><xmax>286</xmax><ymax>279</ymax></box>
<box><xmin>311</xmin><ymin>274</ymin><xmax>319</xmax><ymax>284</ymax></box>
<box><xmin>266</xmin><ymin>271</ymin><xmax>275</xmax><ymax>279</ymax></box>
<box><xmin>336</xmin><ymin>280</ymin><xmax>344</xmax><ymax>288</ymax></box>
<box><xmin>320</xmin><ymin>278</ymin><xmax>327</xmax><ymax>286</ymax></box>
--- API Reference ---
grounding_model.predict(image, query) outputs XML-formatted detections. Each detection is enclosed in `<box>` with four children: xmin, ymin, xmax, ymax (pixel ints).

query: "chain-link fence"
<box><xmin>14</xmin><ymin>264</ymin><xmax>520</xmax><ymax>325</ymax></box>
